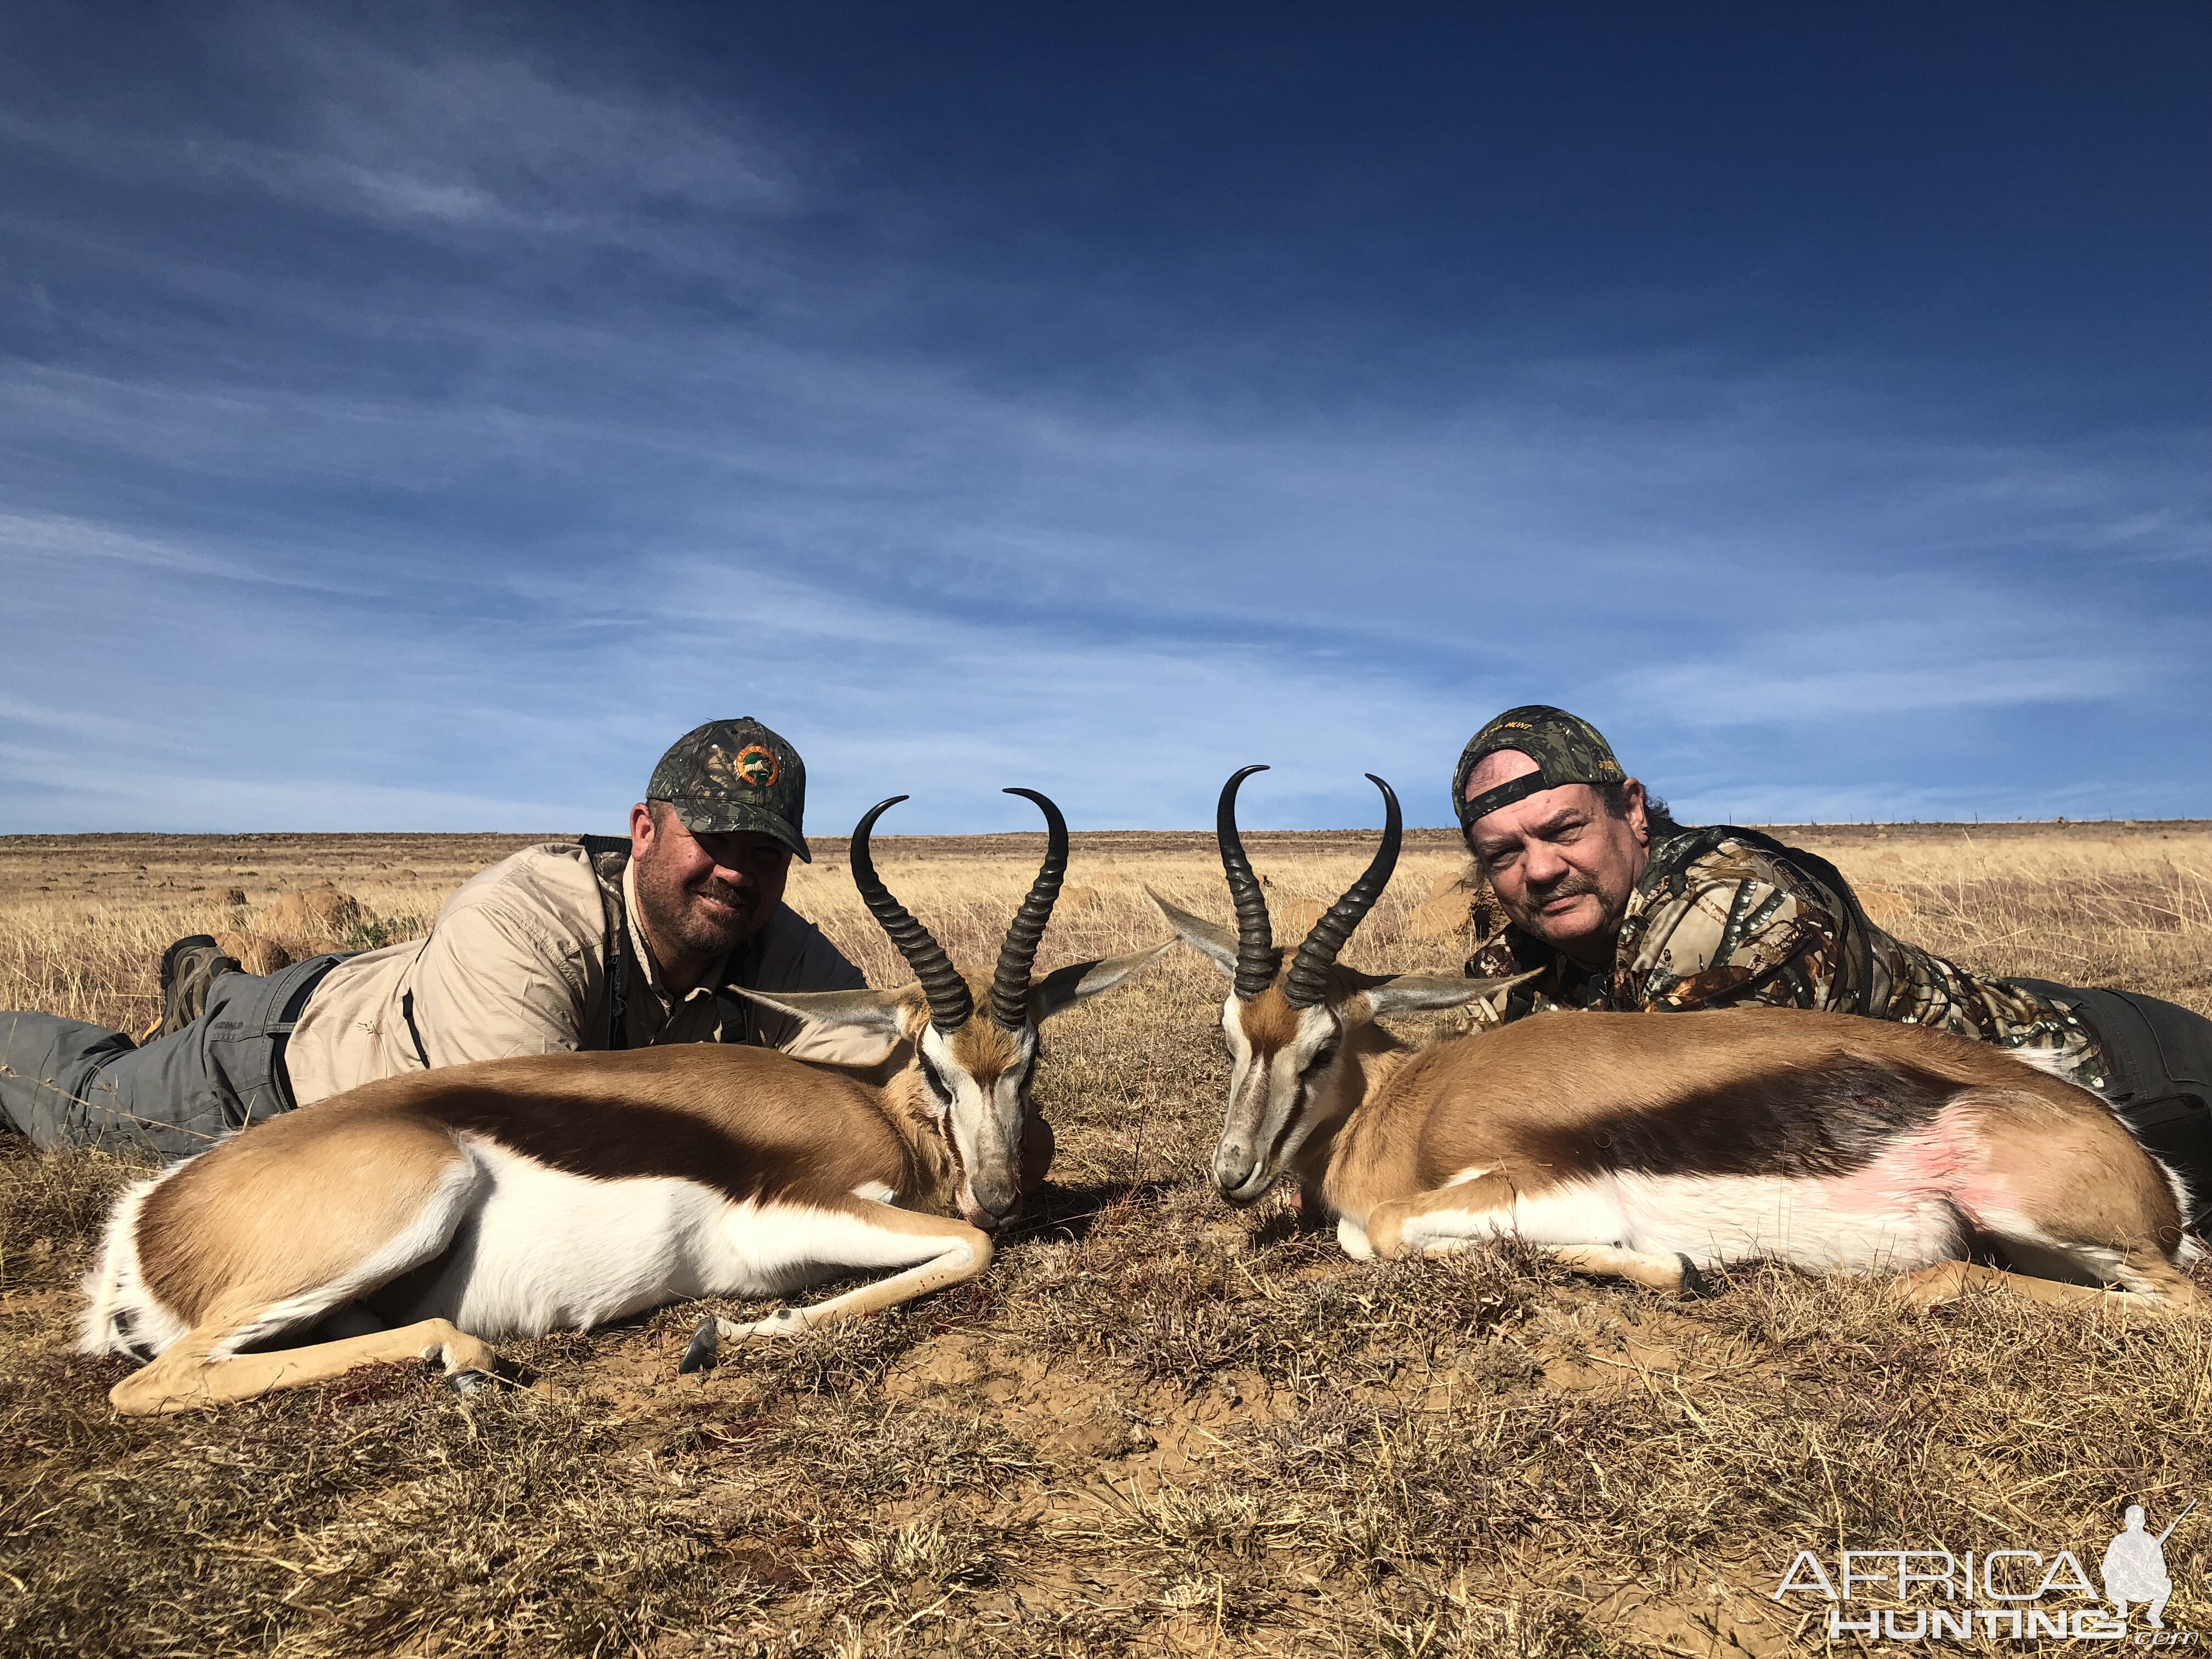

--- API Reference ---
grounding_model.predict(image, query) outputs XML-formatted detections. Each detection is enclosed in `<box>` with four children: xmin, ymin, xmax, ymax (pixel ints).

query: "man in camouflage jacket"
<box><xmin>1454</xmin><ymin>706</ymin><xmax>2211</xmax><ymax>1224</ymax></box>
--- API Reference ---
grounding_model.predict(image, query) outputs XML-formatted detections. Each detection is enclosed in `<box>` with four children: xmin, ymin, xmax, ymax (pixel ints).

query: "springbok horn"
<box><xmin>989</xmin><ymin>788</ymin><xmax>1068</xmax><ymax>1029</ymax></box>
<box><xmin>1283</xmin><ymin>774</ymin><xmax>1402</xmax><ymax>1009</ymax></box>
<box><xmin>850</xmin><ymin>796</ymin><xmax>972</xmax><ymax>1032</ymax></box>
<box><xmin>1217</xmin><ymin>765</ymin><xmax>1278</xmax><ymax>1000</ymax></box>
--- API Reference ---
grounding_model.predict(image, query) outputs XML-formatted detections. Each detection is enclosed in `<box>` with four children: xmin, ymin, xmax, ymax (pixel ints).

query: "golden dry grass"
<box><xmin>2</xmin><ymin>821</ymin><xmax>2209</xmax><ymax>1656</ymax></box>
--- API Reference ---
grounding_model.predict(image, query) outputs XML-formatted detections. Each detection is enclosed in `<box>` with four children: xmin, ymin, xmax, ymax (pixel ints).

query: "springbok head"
<box><xmin>1153</xmin><ymin>766</ymin><xmax>1530</xmax><ymax>1206</ymax></box>
<box><xmin>742</xmin><ymin>789</ymin><xmax>1169</xmax><ymax>1228</ymax></box>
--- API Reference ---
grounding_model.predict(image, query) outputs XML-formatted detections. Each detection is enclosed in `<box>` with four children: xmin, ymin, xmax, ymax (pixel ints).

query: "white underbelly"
<box><xmin>1606</xmin><ymin>1170</ymin><xmax>1965</xmax><ymax>1272</ymax></box>
<box><xmin>1392</xmin><ymin>1153</ymin><xmax>1968</xmax><ymax>1273</ymax></box>
<box><xmin>390</xmin><ymin>1139</ymin><xmax>895</xmax><ymax>1337</ymax></box>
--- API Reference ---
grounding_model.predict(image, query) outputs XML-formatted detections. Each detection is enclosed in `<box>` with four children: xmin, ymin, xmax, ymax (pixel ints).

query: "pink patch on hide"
<box><xmin>1821</xmin><ymin>1107</ymin><xmax>1995</xmax><ymax>1222</ymax></box>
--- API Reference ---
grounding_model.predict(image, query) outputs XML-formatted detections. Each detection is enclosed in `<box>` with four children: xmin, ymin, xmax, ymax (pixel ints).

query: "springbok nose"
<box><xmin>968</xmin><ymin>1168</ymin><xmax>1022</xmax><ymax>1229</ymax></box>
<box><xmin>1214</xmin><ymin>1141</ymin><xmax>1262</xmax><ymax>1201</ymax></box>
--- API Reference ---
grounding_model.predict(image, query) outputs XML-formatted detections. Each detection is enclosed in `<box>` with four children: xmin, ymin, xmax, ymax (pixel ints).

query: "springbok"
<box><xmin>1153</xmin><ymin>766</ymin><xmax>2202</xmax><ymax>1307</ymax></box>
<box><xmin>83</xmin><ymin>789</ymin><xmax>1169</xmax><ymax>1414</ymax></box>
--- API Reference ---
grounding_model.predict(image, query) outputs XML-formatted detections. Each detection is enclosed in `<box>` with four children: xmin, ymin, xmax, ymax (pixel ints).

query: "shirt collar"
<box><xmin>622</xmin><ymin>859</ymin><xmax>731</xmax><ymax>1005</ymax></box>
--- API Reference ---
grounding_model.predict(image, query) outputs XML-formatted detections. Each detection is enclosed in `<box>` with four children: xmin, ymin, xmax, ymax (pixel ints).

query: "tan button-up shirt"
<box><xmin>284</xmin><ymin>843</ymin><xmax>876</xmax><ymax>1105</ymax></box>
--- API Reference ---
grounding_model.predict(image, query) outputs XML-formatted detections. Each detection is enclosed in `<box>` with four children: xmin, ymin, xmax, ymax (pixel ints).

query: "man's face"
<box><xmin>1463</xmin><ymin>750</ymin><xmax>1651</xmax><ymax>968</ymax></box>
<box><xmin>629</xmin><ymin>804</ymin><xmax>793</xmax><ymax>963</ymax></box>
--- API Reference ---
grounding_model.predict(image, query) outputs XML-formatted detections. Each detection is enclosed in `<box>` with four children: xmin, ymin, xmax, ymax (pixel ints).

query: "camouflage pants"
<box><xmin>0</xmin><ymin>955</ymin><xmax>346</xmax><ymax>1161</ymax></box>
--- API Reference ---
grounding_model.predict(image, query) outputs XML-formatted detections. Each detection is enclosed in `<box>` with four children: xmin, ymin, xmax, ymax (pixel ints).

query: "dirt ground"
<box><xmin>2</xmin><ymin>821</ymin><xmax>2209</xmax><ymax>1656</ymax></box>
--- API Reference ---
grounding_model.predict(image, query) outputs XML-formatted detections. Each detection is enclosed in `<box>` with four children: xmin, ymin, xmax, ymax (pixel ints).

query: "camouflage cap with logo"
<box><xmin>647</xmin><ymin>717</ymin><xmax>812</xmax><ymax>862</ymax></box>
<box><xmin>1451</xmin><ymin>704</ymin><xmax>1627</xmax><ymax>830</ymax></box>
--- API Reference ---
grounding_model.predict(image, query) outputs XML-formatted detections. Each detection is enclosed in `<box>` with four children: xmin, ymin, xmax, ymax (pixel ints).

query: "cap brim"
<box><xmin>667</xmin><ymin>802</ymin><xmax>812</xmax><ymax>862</ymax></box>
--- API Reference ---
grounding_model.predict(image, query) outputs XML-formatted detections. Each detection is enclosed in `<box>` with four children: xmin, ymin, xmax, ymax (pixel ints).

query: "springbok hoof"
<box><xmin>678</xmin><ymin>1317</ymin><xmax>720</xmax><ymax>1375</ymax></box>
<box><xmin>1676</xmin><ymin>1255</ymin><xmax>1714</xmax><ymax>1299</ymax></box>
<box><xmin>446</xmin><ymin>1368</ymin><xmax>495</xmax><ymax>1396</ymax></box>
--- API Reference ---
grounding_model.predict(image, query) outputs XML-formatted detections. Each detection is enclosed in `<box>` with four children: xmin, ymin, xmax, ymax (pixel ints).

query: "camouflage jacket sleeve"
<box><xmin>1460</xmin><ymin>927</ymin><xmax>1593</xmax><ymax>1026</ymax></box>
<box><xmin>1611</xmin><ymin>834</ymin><xmax>1852</xmax><ymax>1012</ymax></box>
<box><xmin>1461</xmin><ymin>828</ymin><xmax>2111</xmax><ymax>1088</ymax></box>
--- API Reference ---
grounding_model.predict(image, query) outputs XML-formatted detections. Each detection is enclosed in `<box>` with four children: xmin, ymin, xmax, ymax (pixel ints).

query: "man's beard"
<box><xmin>637</xmin><ymin>864</ymin><xmax>759</xmax><ymax>960</ymax></box>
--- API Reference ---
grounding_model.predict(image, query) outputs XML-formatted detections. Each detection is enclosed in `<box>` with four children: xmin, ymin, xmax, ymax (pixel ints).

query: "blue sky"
<box><xmin>2</xmin><ymin>3</ymin><xmax>2205</xmax><ymax>834</ymax></box>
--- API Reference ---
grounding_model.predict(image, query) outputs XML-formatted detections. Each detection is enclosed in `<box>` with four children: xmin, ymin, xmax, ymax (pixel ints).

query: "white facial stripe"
<box><xmin>917</xmin><ymin>1026</ymin><xmax>973</xmax><ymax>1178</ymax></box>
<box><xmin>1218</xmin><ymin>996</ymin><xmax>1261</xmax><ymax>1131</ymax></box>
<box><xmin>1216</xmin><ymin>1002</ymin><xmax>1344</xmax><ymax>1186</ymax></box>
<box><xmin>1257</xmin><ymin>1045</ymin><xmax>1312</xmax><ymax>1165</ymax></box>
<box><xmin>920</xmin><ymin>1025</ymin><xmax>1030</xmax><ymax>1216</ymax></box>
<box><xmin>1219</xmin><ymin>994</ymin><xmax>1251</xmax><ymax>1060</ymax></box>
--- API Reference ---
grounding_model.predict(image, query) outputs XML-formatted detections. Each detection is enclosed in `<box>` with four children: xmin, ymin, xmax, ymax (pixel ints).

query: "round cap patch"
<box><xmin>729</xmin><ymin>743</ymin><xmax>780</xmax><ymax>789</ymax></box>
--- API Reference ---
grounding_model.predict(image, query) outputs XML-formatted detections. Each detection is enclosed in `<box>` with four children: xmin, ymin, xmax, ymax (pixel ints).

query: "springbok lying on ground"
<box><xmin>83</xmin><ymin>790</ymin><xmax>1168</xmax><ymax>1414</ymax></box>
<box><xmin>1154</xmin><ymin>767</ymin><xmax>2203</xmax><ymax>1307</ymax></box>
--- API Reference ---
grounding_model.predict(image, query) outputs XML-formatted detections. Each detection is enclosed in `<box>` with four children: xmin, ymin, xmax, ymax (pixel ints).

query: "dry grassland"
<box><xmin>3</xmin><ymin>821</ymin><xmax>2210</xmax><ymax>1656</ymax></box>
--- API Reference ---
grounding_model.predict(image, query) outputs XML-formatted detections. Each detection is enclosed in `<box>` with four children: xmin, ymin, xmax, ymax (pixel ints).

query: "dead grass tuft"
<box><xmin>1</xmin><ymin>1143</ymin><xmax>139</xmax><ymax>1291</ymax></box>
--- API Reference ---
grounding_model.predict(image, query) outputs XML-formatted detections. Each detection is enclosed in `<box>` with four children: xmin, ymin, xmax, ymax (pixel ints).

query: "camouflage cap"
<box><xmin>647</xmin><ymin>717</ymin><xmax>812</xmax><ymax>863</ymax></box>
<box><xmin>1451</xmin><ymin>705</ymin><xmax>1627</xmax><ymax>830</ymax></box>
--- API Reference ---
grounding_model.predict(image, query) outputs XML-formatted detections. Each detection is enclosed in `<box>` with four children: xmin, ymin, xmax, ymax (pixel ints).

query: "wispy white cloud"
<box><xmin>6</xmin><ymin>330</ymin><xmax>2203</xmax><ymax>830</ymax></box>
<box><xmin>0</xmin><ymin>19</ymin><xmax>798</xmax><ymax>242</ymax></box>
<box><xmin>0</xmin><ymin>742</ymin><xmax>587</xmax><ymax>832</ymax></box>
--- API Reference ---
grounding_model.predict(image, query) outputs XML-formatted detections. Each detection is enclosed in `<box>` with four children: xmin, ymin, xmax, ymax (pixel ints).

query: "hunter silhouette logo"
<box><xmin>1770</xmin><ymin>1497</ymin><xmax>2199</xmax><ymax>1644</ymax></box>
<box><xmin>2105</xmin><ymin>1500</ymin><xmax>2192</xmax><ymax>1630</ymax></box>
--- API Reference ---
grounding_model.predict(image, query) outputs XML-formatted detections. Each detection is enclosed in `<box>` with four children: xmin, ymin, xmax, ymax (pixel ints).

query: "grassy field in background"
<box><xmin>2</xmin><ymin>822</ymin><xmax>2209</xmax><ymax>1656</ymax></box>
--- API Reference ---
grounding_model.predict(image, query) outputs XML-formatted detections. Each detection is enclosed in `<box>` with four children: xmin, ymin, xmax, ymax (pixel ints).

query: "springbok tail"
<box><xmin>76</xmin><ymin>1174</ymin><xmax>165</xmax><ymax>1357</ymax></box>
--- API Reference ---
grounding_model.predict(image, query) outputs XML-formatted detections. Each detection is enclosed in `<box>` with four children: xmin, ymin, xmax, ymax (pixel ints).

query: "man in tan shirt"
<box><xmin>1</xmin><ymin>719</ymin><xmax>878</xmax><ymax>1158</ymax></box>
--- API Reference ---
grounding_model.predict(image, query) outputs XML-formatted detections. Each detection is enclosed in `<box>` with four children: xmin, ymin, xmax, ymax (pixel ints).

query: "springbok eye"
<box><xmin>1303</xmin><ymin>1042</ymin><xmax>1339</xmax><ymax>1076</ymax></box>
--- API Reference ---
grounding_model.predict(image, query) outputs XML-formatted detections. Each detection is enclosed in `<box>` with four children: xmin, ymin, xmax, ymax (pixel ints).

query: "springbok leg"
<box><xmin>1931</xmin><ymin>1088</ymin><xmax>2204</xmax><ymax>1308</ymax></box>
<box><xmin>1545</xmin><ymin>1244</ymin><xmax>1699</xmax><ymax>1293</ymax></box>
<box><xmin>110</xmin><ymin>1317</ymin><xmax>501</xmax><ymax>1415</ymax></box>
<box><xmin>681</xmin><ymin>1201</ymin><xmax>994</xmax><ymax>1372</ymax></box>
<box><xmin>1890</xmin><ymin>1259</ymin><xmax>2194</xmax><ymax>1313</ymax></box>
<box><xmin>1365</xmin><ymin>1176</ymin><xmax>1702</xmax><ymax>1291</ymax></box>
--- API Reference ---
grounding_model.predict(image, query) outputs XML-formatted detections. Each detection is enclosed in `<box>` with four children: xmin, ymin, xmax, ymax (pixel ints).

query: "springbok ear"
<box><xmin>1147</xmin><ymin>890</ymin><xmax>1241</xmax><ymax>980</ymax></box>
<box><xmin>1031</xmin><ymin>940</ymin><xmax>1176</xmax><ymax>1022</ymax></box>
<box><xmin>1359</xmin><ymin>969</ymin><xmax>1541</xmax><ymax>1019</ymax></box>
<box><xmin>729</xmin><ymin>984</ymin><xmax>913</xmax><ymax>1038</ymax></box>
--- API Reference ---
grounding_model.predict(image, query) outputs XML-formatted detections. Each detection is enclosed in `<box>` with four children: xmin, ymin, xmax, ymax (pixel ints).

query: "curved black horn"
<box><xmin>1217</xmin><ymin>765</ymin><xmax>1278</xmax><ymax>1000</ymax></box>
<box><xmin>850</xmin><ymin>796</ymin><xmax>972</xmax><ymax>1032</ymax></box>
<box><xmin>1283</xmin><ymin>775</ymin><xmax>1402</xmax><ymax>1009</ymax></box>
<box><xmin>990</xmin><ymin>788</ymin><xmax>1069</xmax><ymax>1029</ymax></box>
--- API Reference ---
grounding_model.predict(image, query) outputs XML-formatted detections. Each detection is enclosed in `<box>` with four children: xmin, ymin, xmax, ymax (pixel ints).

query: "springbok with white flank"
<box><xmin>1154</xmin><ymin>766</ymin><xmax>2202</xmax><ymax>1307</ymax></box>
<box><xmin>84</xmin><ymin>789</ymin><xmax>1168</xmax><ymax>1414</ymax></box>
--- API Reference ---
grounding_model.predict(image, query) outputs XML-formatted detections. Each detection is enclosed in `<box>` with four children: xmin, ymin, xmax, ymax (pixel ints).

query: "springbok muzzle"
<box><xmin>1212</xmin><ymin>1139</ymin><xmax>1273</xmax><ymax>1206</ymax></box>
<box><xmin>967</xmin><ymin>1168</ymin><xmax>1023</xmax><ymax>1228</ymax></box>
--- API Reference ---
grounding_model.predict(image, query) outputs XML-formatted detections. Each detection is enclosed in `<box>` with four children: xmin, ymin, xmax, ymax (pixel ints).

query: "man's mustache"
<box><xmin>689</xmin><ymin>878</ymin><xmax>758</xmax><ymax>911</ymax></box>
<box><xmin>1528</xmin><ymin>871</ymin><xmax>1599</xmax><ymax>903</ymax></box>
